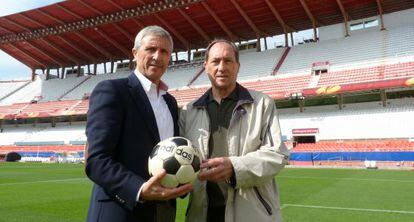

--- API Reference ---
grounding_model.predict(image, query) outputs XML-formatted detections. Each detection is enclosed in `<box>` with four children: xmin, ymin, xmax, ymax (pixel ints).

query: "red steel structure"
<box><xmin>0</xmin><ymin>0</ymin><xmax>413</xmax><ymax>77</ymax></box>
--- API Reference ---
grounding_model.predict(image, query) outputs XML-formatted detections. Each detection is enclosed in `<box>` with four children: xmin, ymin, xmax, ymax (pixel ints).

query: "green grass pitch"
<box><xmin>1</xmin><ymin>162</ymin><xmax>413</xmax><ymax>222</ymax></box>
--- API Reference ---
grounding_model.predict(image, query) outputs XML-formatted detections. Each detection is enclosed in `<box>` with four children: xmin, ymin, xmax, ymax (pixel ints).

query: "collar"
<box><xmin>194</xmin><ymin>83</ymin><xmax>254</xmax><ymax>108</ymax></box>
<box><xmin>134</xmin><ymin>70</ymin><xmax>169</xmax><ymax>95</ymax></box>
<box><xmin>207</xmin><ymin>85</ymin><xmax>239</xmax><ymax>103</ymax></box>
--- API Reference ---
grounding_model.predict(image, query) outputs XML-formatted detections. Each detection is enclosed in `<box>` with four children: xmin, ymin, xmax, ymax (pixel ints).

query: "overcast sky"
<box><xmin>0</xmin><ymin>0</ymin><xmax>63</xmax><ymax>80</ymax></box>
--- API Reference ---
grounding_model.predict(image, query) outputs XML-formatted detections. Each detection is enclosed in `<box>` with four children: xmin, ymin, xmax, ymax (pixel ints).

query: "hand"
<box><xmin>140</xmin><ymin>170</ymin><xmax>192</xmax><ymax>201</ymax></box>
<box><xmin>198</xmin><ymin>157</ymin><xmax>233</xmax><ymax>182</ymax></box>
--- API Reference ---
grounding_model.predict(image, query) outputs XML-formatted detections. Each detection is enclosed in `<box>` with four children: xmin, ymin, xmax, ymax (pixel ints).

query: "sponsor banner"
<box><xmin>303</xmin><ymin>77</ymin><xmax>414</xmax><ymax>97</ymax></box>
<box><xmin>292</xmin><ymin>128</ymin><xmax>319</xmax><ymax>134</ymax></box>
<box><xmin>312</xmin><ymin>61</ymin><xmax>330</xmax><ymax>67</ymax></box>
<box><xmin>267</xmin><ymin>91</ymin><xmax>290</xmax><ymax>99</ymax></box>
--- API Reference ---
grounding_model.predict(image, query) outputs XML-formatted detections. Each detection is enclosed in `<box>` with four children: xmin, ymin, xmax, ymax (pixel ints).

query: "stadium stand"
<box><xmin>0</xmin><ymin>80</ymin><xmax>30</xmax><ymax>101</ymax></box>
<box><xmin>39</xmin><ymin>76</ymin><xmax>90</xmax><ymax>102</ymax></box>
<box><xmin>0</xmin><ymin>77</ymin><xmax>42</xmax><ymax>105</ymax></box>
<box><xmin>293</xmin><ymin>140</ymin><xmax>414</xmax><ymax>152</ymax></box>
<box><xmin>0</xmin><ymin>122</ymin><xmax>86</xmax><ymax>145</ymax></box>
<box><xmin>190</xmin><ymin>48</ymin><xmax>286</xmax><ymax>86</ymax></box>
<box><xmin>61</xmin><ymin>71</ymin><xmax>130</xmax><ymax>100</ymax></box>
<box><xmin>17</xmin><ymin>100</ymin><xmax>80</xmax><ymax>118</ymax></box>
<box><xmin>317</xmin><ymin>60</ymin><xmax>414</xmax><ymax>86</ymax></box>
<box><xmin>278</xmin><ymin>98</ymin><xmax>414</xmax><ymax>140</ymax></box>
<box><xmin>278</xmin><ymin>25</ymin><xmax>414</xmax><ymax>75</ymax></box>
<box><xmin>163</xmin><ymin>61</ymin><xmax>204</xmax><ymax>89</ymax></box>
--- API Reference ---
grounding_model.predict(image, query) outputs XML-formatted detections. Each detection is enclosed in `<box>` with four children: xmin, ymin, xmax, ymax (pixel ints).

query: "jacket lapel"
<box><xmin>127</xmin><ymin>73</ymin><xmax>160</xmax><ymax>142</ymax></box>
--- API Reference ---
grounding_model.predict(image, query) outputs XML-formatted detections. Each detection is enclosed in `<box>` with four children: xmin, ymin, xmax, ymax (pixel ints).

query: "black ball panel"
<box><xmin>150</xmin><ymin>145</ymin><xmax>160</xmax><ymax>158</ymax></box>
<box><xmin>163</xmin><ymin>156</ymin><xmax>181</xmax><ymax>174</ymax></box>
<box><xmin>191</xmin><ymin>155</ymin><xmax>201</xmax><ymax>172</ymax></box>
<box><xmin>171</xmin><ymin>137</ymin><xmax>188</xmax><ymax>146</ymax></box>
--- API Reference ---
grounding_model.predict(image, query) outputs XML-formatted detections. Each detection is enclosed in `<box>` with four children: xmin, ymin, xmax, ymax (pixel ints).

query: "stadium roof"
<box><xmin>0</xmin><ymin>0</ymin><xmax>413</xmax><ymax>71</ymax></box>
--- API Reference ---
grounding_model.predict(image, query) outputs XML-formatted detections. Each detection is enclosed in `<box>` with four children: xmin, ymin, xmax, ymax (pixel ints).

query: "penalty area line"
<box><xmin>282</xmin><ymin>203</ymin><xmax>414</xmax><ymax>214</ymax></box>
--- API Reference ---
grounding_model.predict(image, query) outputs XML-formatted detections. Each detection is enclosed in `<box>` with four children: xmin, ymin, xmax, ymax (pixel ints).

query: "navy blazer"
<box><xmin>85</xmin><ymin>73</ymin><xmax>179</xmax><ymax>222</ymax></box>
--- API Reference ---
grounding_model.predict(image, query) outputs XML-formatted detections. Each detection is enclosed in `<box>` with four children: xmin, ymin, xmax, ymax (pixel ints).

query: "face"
<box><xmin>133</xmin><ymin>35</ymin><xmax>172</xmax><ymax>85</ymax></box>
<box><xmin>204</xmin><ymin>42</ymin><xmax>239</xmax><ymax>91</ymax></box>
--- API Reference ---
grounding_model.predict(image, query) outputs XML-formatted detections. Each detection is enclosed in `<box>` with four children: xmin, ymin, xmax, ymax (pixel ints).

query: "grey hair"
<box><xmin>205</xmin><ymin>39</ymin><xmax>239</xmax><ymax>64</ymax></box>
<box><xmin>134</xmin><ymin>25</ymin><xmax>173</xmax><ymax>51</ymax></box>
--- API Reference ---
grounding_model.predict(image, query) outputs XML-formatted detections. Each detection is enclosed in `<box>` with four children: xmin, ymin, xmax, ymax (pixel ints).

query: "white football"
<box><xmin>148</xmin><ymin>137</ymin><xmax>202</xmax><ymax>188</ymax></box>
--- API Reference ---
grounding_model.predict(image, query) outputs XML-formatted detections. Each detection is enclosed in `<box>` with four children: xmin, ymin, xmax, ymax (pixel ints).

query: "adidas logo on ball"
<box><xmin>176</xmin><ymin>148</ymin><xmax>192</xmax><ymax>160</ymax></box>
<box><xmin>148</xmin><ymin>137</ymin><xmax>202</xmax><ymax>188</ymax></box>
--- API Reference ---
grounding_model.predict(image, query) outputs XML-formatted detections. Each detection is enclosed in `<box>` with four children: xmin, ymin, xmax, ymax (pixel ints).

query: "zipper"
<box><xmin>254</xmin><ymin>187</ymin><xmax>273</xmax><ymax>216</ymax></box>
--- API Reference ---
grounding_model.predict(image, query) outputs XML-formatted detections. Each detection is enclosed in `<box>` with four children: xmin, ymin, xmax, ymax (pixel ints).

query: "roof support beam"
<box><xmin>105</xmin><ymin>0</ymin><xmax>124</xmax><ymax>10</ymax></box>
<box><xmin>95</xmin><ymin>29</ymin><xmax>131</xmax><ymax>57</ymax></box>
<box><xmin>76</xmin><ymin>0</ymin><xmax>131</xmax><ymax>57</ymax></box>
<box><xmin>299</xmin><ymin>0</ymin><xmax>319</xmax><ymax>41</ymax></box>
<box><xmin>74</xmin><ymin>32</ymin><xmax>114</xmax><ymax>59</ymax></box>
<box><xmin>46</xmin><ymin>68</ymin><xmax>50</xmax><ymax>80</ymax></box>
<box><xmin>79</xmin><ymin>0</ymin><xmax>135</xmax><ymax>43</ymax></box>
<box><xmin>229</xmin><ymin>0</ymin><xmax>264</xmax><ymax>38</ymax></box>
<box><xmin>55</xmin><ymin>36</ymin><xmax>98</xmax><ymax>62</ymax></box>
<box><xmin>38</xmin><ymin>39</ymin><xmax>79</xmax><ymax>64</ymax></box>
<box><xmin>153</xmin><ymin>14</ymin><xmax>190</xmax><ymax>50</ymax></box>
<box><xmin>201</xmin><ymin>2</ymin><xmax>237</xmax><ymax>41</ymax></box>
<box><xmin>1</xmin><ymin>14</ymin><xmax>84</xmax><ymax>67</ymax></box>
<box><xmin>376</xmin><ymin>0</ymin><xmax>386</xmax><ymax>30</ymax></box>
<box><xmin>5</xmin><ymin>44</ymin><xmax>48</xmax><ymax>68</ymax></box>
<box><xmin>0</xmin><ymin>24</ymin><xmax>15</xmax><ymax>34</ymax></box>
<box><xmin>335</xmin><ymin>0</ymin><xmax>350</xmax><ymax>37</ymax></box>
<box><xmin>25</xmin><ymin>41</ymin><xmax>64</xmax><ymax>66</ymax></box>
<box><xmin>0</xmin><ymin>19</ymin><xmax>65</xmax><ymax>67</ymax></box>
<box><xmin>264</xmin><ymin>0</ymin><xmax>294</xmax><ymax>33</ymax></box>
<box><xmin>284</xmin><ymin>33</ymin><xmax>288</xmax><ymax>47</ymax></box>
<box><xmin>111</xmin><ymin>24</ymin><xmax>134</xmax><ymax>43</ymax></box>
<box><xmin>13</xmin><ymin>14</ymin><xmax>81</xmax><ymax>65</ymax></box>
<box><xmin>0</xmin><ymin>45</ymin><xmax>34</xmax><ymax>69</ymax></box>
<box><xmin>129</xmin><ymin>18</ymin><xmax>145</xmax><ymax>31</ymax></box>
<box><xmin>36</xmin><ymin>9</ymin><xmax>65</xmax><ymax>25</ymax></box>
<box><xmin>177</xmin><ymin>8</ymin><xmax>211</xmax><ymax>43</ymax></box>
<box><xmin>17</xmin><ymin>13</ymin><xmax>83</xmax><ymax>64</ymax></box>
<box><xmin>112</xmin><ymin>1</ymin><xmax>145</xmax><ymax>33</ymax></box>
<box><xmin>55</xmin><ymin>3</ymin><xmax>115</xmax><ymax>59</ymax></box>
<box><xmin>4</xmin><ymin>15</ymin><xmax>76</xmax><ymax>66</ymax></box>
<box><xmin>77</xmin><ymin>64</ymin><xmax>81</xmax><ymax>77</ymax></box>
<box><xmin>77</xmin><ymin>0</ymin><xmax>103</xmax><ymax>15</ymax></box>
<box><xmin>0</xmin><ymin>24</ymin><xmax>14</xmax><ymax>34</ymax></box>
<box><xmin>105</xmin><ymin>0</ymin><xmax>137</xmax><ymax>41</ymax></box>
<box><xmin>2</xmin><ymin>0</ymin><xmax>203</xmax><ymax>44</ymax></box>
<box><xmin>35</xmin><ymin>9</ymin><xmax>99</xmax><ymax>62</ymax></box>
<box><xmin>105</xmin><ymin>0</ymin><xmax>145</xmax><ymax>42</ymax></box>
<box><xmin>31</xmin><ymin>68</ymin><xmax>36</xmax><ymax>81</ymax></box>
<box><xmin>18</xmin><ymin>13</ymin><xmax>46</xmax><ymax>29</ymax></box>
<box><xmin>55</xmin><ymin>3</ymin><xmax>83</xmax><ymax>20</ymax></box>
<box><xmin>2</xmin><ymin>17</ymin><xmax>31</xmax><ymax>32</ymax></box>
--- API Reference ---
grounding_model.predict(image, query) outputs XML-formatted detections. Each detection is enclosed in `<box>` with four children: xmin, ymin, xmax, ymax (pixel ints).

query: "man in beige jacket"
<box><xmin>179</xmin><ymin>39</ymin><xmax>290</xmax><ymax>222</ymax></box>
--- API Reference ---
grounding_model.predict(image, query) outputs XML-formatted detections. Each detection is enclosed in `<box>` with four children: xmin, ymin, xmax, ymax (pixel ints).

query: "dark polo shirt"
<box><xmin>206</xmin><ymin>87</ymin><xmax>238</xmax><ymax>222</ymax></box>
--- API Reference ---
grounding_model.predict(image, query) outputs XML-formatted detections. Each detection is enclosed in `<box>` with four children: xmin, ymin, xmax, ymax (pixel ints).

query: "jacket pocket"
<box><xmin>254</xmin><ymin>187</ymin><xmax>273</xmax><ymax>216</ymax></box>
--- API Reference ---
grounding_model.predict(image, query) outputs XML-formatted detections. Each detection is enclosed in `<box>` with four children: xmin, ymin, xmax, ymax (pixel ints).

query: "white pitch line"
<box><xmin>282</xmin><ymin>204</ymin><xmax>414</xmax><ymax>214</ymax></box>
<box><xmin>279</xmin><ymin>175</ymin><xmax>414</xmax><ymax>183</ymax></box>
<box><xmin>0</xmin><ymin>178</ymin><xmax>87</xmax><ymax>186</ymax></box>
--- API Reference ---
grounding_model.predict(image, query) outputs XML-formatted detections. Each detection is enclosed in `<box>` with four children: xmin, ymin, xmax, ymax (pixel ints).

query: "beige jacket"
<box><xmin>179</xmin><ymin>85</ymin><xmax>290</xmax><ymax>222</ymax></box>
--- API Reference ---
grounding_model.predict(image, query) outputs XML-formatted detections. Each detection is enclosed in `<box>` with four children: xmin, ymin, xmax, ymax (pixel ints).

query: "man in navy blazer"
<box><xmin>85</xmin><ymin>26</ymin><xmax>192</xmax><ymax>222</ymax></box>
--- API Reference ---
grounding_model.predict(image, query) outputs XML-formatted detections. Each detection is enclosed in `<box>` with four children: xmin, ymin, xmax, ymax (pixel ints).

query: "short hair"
<box><xmin>204</xmin><ymin>39</ymin><xmax>239</xmax><ymax>64</ymax></box>
<box><xmin>134</xmin><ymin>25</ymin><xmax>173</xmax><ymax>51</ymax></box>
